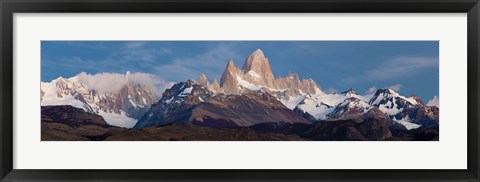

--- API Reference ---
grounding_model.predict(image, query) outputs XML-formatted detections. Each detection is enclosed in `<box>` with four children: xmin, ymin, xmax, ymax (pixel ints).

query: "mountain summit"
<box><xmin>220</xmin><ymin>59</ymin><xmax>243</xmax><ymax>94</ymax></box>
<box><xmin>217</xmin><ymin>49</ymin><xmax>320</xmax><ymax>95</ymax></box>
<box><xmin>189</xmin><ymin>49</ymin><xmax>438</xmax><ymax>130</ymax></box>
<box><xmin>241</xmin><ymin>49</ymin><xmax>277</xmax><ymax>88</ymax></box>
<box><xmin>41</xmin><ymin>49</ymin><xmax>438</xmax><ymax>132</ymax></box>
<box><xmin>41</xmin><ymin>72</ymin><xmax>158</xmax><ymax>128</ymax></box>
<box><xmin>219</xmin><ymin>49</ymin><xmax>278</xmax><ymax>94</ymax></box>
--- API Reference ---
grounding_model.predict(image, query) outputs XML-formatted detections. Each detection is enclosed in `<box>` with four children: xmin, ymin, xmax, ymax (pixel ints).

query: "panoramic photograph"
<box><xmin>41</xmin><ymin>41</ymin><xmax>439</xmax><ymax>141</ymax></box>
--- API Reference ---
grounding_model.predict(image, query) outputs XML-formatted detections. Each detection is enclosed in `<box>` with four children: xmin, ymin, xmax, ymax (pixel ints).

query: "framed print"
<box><xmin>1</xmin><ymin>0</ymin><xmax>479</xmax><ymax>181</ymax></box>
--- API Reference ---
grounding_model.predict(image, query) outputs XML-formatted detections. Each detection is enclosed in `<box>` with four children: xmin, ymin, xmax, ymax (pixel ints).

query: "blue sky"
<box><xmin>41</xmin><ymin>41</ymin><xmax>439</xmax><ymax>101</ymax></box>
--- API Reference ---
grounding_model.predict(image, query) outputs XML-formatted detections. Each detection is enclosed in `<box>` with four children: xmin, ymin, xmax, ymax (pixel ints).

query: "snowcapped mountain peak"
<box><xmin>411</xmin><ymin>93</ymin><xmax>425</xmax><ymax>105</ymax></box>
<box><xmin>187</xmin><ymin>49</ymin><xmax>436</xmax><ymax>130</ymax></box>
<box><xmin>341</xmin><ymin>88</ymin><xmax>357</xmax><ymax>95</ymax></box>
<box><xmin>326</xmin><ymin>97</ymin><xmax>373</xmax><ymax>121</ymax></box>
<box><xmin>185</xmin><ymin>79</ymin><xmax>195</xmax><ymax>86</ymax></box>
<box><xmin>376</xmin><ymin>88</ymin><xmax>396</xmax><ymax>95</ymax></box>
<box><xmin>41</xmin><ymin>73</ymin><xmax>159</xmax><ymax>128</ymax></box>
<box><xmin>388</xmin><ymin>88</ymin><xmax>400</xmax><ymax>94</ymax></box>
<box><xmin>55</xmin><ymin>76</ymin><xmax>66</xmax><ymax>81</ymax></box>
<box><xmin>134</xmin><ymin>80</ymin><xmax>214</xmax><ymax>128</ymax></box>
<box><xmin>52</xmin><ymin>77</ymin><xmax>71</xmax><ymax>87</ymax></box>
<box><xmin>370</xmin><ymin>88</ymin><xmax>419</xmax><ymax>105</ymax></box>
<box><xmin>208</xmin><ymin>49</ymin><xmax>322</xmax><ymax>101</ymax></box>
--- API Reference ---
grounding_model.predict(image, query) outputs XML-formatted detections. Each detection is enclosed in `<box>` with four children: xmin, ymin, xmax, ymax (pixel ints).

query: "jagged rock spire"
<box><xmin>240</xmin><ymin>49</ymin><xmax>277</xmax><ymax>88</ymax></box>
<box><xmin>210</xmin><ymin>78</ymin><xmax>223</xmax><ymax>93</ymax></box>
<box><xmin>215</xmin><ymin>49</ymin><xmax>322</xmax><ymax>95</ymax></box>
<box><xmin>241</xmin><ymin>49</ymin><xmax>265</xmax><ymax>72</ymax></box>
<box><xmin>226</xmin><ymin>59</ymin><xmax>236</xmax><ymax>69</ymax></box>
<box><xmin>220</xmin><ymin>59</ymin><xmax>242</xmax><ymax>94</ymax></box>
<box><xmin>197</xmin><ymin>73</ymin><xmax>209</xmax><ymax>87</ymax></box>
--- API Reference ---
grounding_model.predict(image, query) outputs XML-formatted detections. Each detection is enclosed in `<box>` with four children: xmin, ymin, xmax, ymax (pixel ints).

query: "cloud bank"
<box><xmin>365</xmin><ymin>86</ymin><xmax>378</xmax><ymax>94</ymax></box>
<box><xmin>364</xmin><ymin>84</ymin><xmax>402</xmax><ymax>94</ymax></box>
<box><xmin>343</xmin><ymin>56</ymin><xmax>438</xmax><ymax>84</ymax></box>
<box><xmin>364</xmin><ymin>56</ymin><xmax>438</xmax><ymax>81</ymax></box>
<box><xmin>386</xmin><ymin>84</ymin><xmax>403</xmax><ymax>92</ymax></box>
<box><xmin>427</xmin><ymin>95</ymin><xmax>439</xmax><ymax>107</ymax></box>
<box><xmin>75</xmin><ymin>72</ymin><xmax>174</xmax><ymax>95</ymax></box>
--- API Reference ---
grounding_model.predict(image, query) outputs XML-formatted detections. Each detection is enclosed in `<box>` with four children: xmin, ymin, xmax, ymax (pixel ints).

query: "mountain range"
<box><xmin>41</xmin><ymin>49</ymin><xmax>439</xmax><ymax>141</ymax></box>
<box><xmin>41</xmin><ymin>71</ymin><xmax>158</xmax><ymax>128</ymax></box>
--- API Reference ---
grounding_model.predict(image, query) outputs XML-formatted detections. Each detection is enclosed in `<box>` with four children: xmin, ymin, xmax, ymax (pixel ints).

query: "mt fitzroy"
<box><xmin>135</xmin><ymin>49</ymin><xmax>438</xmax><ymax>130</ymax></box>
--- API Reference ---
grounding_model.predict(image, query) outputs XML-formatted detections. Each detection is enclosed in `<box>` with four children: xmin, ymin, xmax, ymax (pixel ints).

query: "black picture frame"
<box><xmin>1</xmin><ymin>0</ymin><xmax>479</xmax><ymax>181</ymax></box>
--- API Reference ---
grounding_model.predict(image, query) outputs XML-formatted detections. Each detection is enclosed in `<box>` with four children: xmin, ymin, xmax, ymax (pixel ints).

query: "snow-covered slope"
<box><xmin>41</xmin><ymin>72</ymin><xmax>158</xmax><ymax>128</ymax></box>
<box><xmin>285</xmin><ymin>88</ymin><xmax>431</xmax><ymax>129</ymax></box>
<box><xmin>369</xmin><ymin>89</ymin><xmax>417</xmax><ymax>115</ymax></box>
<box><xmin>134</xmin><ymin>80</ymin><xmax>214</xmax><ymax>128</ymax></box>
<box><xmin>217</xmin><ymin>49</ymin><xmax>321</xmax><ymax>96</ymax></box>
<box><xmin>44</xmin><ymin>49</ymin><xmax>438</xmax><ymax>130</ymax></box>
<box><xmin>193</xmin><ymin>49</ymin><xmax>437</xmax><ymax>130</ymax></box>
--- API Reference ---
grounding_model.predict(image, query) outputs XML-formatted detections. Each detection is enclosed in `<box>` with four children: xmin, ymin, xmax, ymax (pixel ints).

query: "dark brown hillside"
<box><xmin>190</xmin><ymin>93</ymin><xmax>311</xmax><ymax>127</ymax></box>
<box><xmin>42</xmin><ymin>105</ymin><xmax>108</xmax><ymax>127</ymax></box>
<box><xmin>41</xmin><ymin>105</ymin><xmax>438</xmax><ymax>141</ymax></box>
<box><xmin>41</xmin><ymin>105</ymin><xmax>304</xmax><ymax>141</ymax></box>
<box><xmin>106</xmin><ymin>124</ymin><xmax>305</xmax><ymax>141</ymax></box>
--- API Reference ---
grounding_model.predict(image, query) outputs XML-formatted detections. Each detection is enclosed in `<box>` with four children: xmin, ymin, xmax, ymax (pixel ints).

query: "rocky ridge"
<box><xmin>40</xmin><ymin>72</ymin><xmax>157</xmax><ymax>128</ymax></box>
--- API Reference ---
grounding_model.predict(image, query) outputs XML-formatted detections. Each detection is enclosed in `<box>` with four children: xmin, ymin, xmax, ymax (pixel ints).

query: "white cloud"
<box><xmin>364</xmin><ymin>84</ymin><xmax>401</xmax><ymax>94</ymax></box>
<box><xmin>155</xmin><ymin>44</ymin><xmax>240</xmax><ymax>82</ymax></box>
<box><xmin>324</xmin><ymin>88</ymin><xmax>337</xmax><ymax>94</ymax></box>
<box><xmin>364</xmin><ymin>56</ymin><xmax>438</xmax><ymax>81</ymax></box>
<box><xmin>427</xmin><ymin>95</ymin><xmax>439</xmax><ymax>107</ymax></box>
<box><xmin>386</xmin><ymin>84</ymin><xmax>402</xmax><ymax>92</ymax></box>
<box><xmin>343</xmin><ymin>56</ymin><xmax>438</xmax><ymax>84</ymax></box>
<box><xmin>365</xmin><ymin>86</ymin><xmax>377</xmax><ymax>94</ymax></box>
<box><xmin>75</xmin><ymin>72</ymin><xmax>174</xmax><ymax>95</ymax></box>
